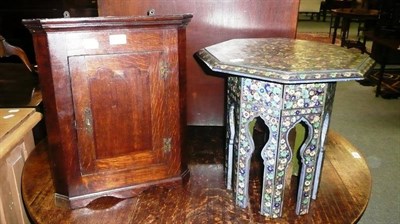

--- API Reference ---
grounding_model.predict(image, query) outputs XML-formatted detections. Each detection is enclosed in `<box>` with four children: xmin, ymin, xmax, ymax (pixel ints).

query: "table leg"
<box><xmin>332</xmin><ymin>15</ymin><xmax>341</xmax><ymax>44</ymax></box>
<box><xmin>229</xmin><ymin>77</ymin><xmax>287</xmax><ymax>217</ymax></box>
<box><xmin>226</xmin><ymin>77</ymin><xmax>253</xmax><ymax>208</ymax></box>
<box><xmin>226</xmin><ymin>105</ymin><xmax>235</xmax><ymax>190</ymax></box>
<box><xmin>312</xmin><ymin>112</ymin><xmax>330</xmax><ymax>200</ymax></box>
<box><xmin>294</xmin><ymin>83</ymin><xmax>335</xmax><ymax>215</ymax></box>
<box><xmin>376</xmin><ymin>63</ymin><xmax>386</xmax><ymax>97</ymax></box>
<box><xmin>341</xmin><ymin>18</ymin><xmax>350</xmax><ymax>47</ymax></box>
<box><xmin>376</xmin><ymin>47</ymin><xmax>388</xmax><ymax>97</ymax></box>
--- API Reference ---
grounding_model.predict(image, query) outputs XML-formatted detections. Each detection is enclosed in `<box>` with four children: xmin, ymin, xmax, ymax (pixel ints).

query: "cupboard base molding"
<box><xmin>55</xmin><ymin>169</ymin><xmax>189</xmax><ymax>209</ymax></box>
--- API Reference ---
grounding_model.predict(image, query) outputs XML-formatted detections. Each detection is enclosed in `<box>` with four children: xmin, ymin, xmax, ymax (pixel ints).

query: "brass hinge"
<box><xmin>160</xmin><ymin>61</ymin><xmax>170</xmax><ymax>80</ymax></box>
<box><xmin>84</xmin><ymin>107</ymin><xmax>93</xmax><ymax>135</ymax></box>
<box><xmin>163</xmin><ymin>137</ymin><xmax>172</xmax><ymax>153</ymax></box>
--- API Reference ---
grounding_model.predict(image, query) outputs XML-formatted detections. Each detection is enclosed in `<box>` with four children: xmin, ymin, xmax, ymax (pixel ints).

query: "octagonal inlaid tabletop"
<box><xmin>195</xmin><ymin>38</ymin><xmax>375</xmax><ymax>84</ymax></box>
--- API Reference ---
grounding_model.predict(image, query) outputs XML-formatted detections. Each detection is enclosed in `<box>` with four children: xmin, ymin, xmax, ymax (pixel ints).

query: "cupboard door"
<box><xmin>69</xmin><ymin>52</ymin><xmax>178</xmax><ymax>176</ymax></box>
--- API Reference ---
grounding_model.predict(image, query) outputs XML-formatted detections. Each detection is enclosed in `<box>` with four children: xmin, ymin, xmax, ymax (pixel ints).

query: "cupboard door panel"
<box><xmin>90</xmin><ymin>66</ymin><xmax>151</xmax><ymax>158</ymax></box>
<box><xmin>69</xmin><ymin>52</ymin><xmax>174</xmax><ymax>175</ymax></box>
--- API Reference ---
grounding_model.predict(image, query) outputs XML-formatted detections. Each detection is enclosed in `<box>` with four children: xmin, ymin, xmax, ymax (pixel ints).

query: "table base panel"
<box><xmin>226</xmin><ymin>77</ymin><xmax>336</xmax><ymax>217</ymax></box>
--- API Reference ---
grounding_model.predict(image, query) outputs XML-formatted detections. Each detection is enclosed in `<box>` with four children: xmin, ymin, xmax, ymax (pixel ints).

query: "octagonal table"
<box><xmin>195</xmin><ymin>38</ymin><xmax>375</xmax><ymax>218</ymax></box>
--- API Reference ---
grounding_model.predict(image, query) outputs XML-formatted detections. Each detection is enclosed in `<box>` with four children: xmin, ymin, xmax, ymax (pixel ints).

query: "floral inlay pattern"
<box><xmin>226</xmin><ymin>77</ymin><xmax>334</xmax><ymax>217</ymax></box>
<box><xmin>196</xmin><ymin>38</ymin><xmax>375</xmax><ymax>84</ymax></box>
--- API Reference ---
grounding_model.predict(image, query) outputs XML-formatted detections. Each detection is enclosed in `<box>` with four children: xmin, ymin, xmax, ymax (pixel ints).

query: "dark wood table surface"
<box><xmin>331</xmin><ymin>8</ymin><xmax>379</xmax><ymax>47</ymax></box>
<box><xmin>22</xmin><ymin>127</ymin><xmax>371</xmax><ymax>224</ymax></box>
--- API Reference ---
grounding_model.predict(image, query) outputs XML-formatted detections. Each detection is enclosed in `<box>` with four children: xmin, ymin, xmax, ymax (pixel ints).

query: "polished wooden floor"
<box><xmin>22</xmin><ymin>126</ymin><xmax>371</xmax><ymax>224</ymax></box>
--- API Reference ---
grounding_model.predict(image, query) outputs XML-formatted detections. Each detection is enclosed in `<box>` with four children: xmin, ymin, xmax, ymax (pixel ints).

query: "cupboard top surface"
<box><xmin>23</xmin><ymin>14</ymin><xmax>193</xmax><ymax>32</ymax></box>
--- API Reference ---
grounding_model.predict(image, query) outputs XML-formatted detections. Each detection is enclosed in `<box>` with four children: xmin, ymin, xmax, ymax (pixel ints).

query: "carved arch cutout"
<box><xmin>287</xmin><ymin>118</ymin><xmax>313</xmax><ymax>176</ymax></box>
<box><xmin>247</xmin><ymin>116</ymin><xmax>270</xmax><ymax>208</ymax></box>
